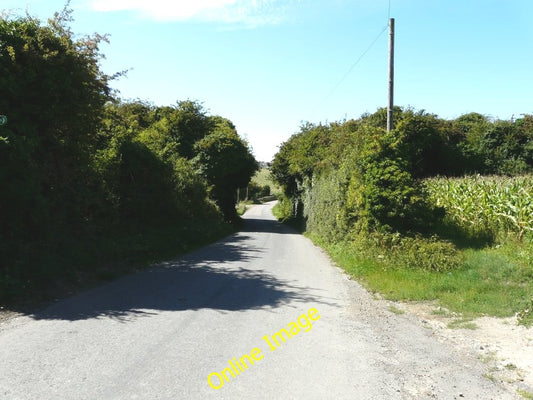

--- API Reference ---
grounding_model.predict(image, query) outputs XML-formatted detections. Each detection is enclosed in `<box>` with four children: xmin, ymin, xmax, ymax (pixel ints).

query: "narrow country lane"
<box><xmin>0</xmin><ymin>203</ymin><xmax>516</xmax><ymax>399</ymax></box>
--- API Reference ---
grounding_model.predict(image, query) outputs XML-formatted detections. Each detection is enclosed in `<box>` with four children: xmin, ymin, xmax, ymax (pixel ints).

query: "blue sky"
<box><xmin>2</xmin><ymin>0</ymin><xmax>532</xmax><ymax>161</ymax></box>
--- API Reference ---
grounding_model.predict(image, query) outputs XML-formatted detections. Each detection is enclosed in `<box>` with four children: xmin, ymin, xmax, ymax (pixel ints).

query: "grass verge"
<box><xmin>306</xmin><ymin>233</ymin><xmax>533</xmax><ymax>324</ymax></box>
<box><xmin>236</xmin><ymin>200</ymin><xmax>254</xmax><ymax>216</ymax></box>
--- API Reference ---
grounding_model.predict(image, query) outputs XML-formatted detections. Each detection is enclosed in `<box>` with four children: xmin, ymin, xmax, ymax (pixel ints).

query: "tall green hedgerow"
<box><xmin>272</xmin><ymin>109</ymin><xmax>454</xmax><ymax>271</ymax></box>
<box><xmin>0</xmin><ymin>8</ymin><xmax>257</xmax><ymax>304</ymax></box>
<box><xmin>304</xmin><ymin>165</ymin><xmax>351</xmax><ymax>241</ymax></box>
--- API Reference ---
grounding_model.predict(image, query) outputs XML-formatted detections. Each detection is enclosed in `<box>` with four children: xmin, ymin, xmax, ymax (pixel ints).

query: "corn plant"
<box><xmin>425</xmin><ymin>175</ymin><xmax>533</xmax><ymax>241</ymax></box>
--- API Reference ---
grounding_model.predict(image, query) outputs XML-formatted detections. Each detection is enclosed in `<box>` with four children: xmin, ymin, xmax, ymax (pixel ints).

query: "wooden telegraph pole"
<box><xmin>387</xmin><ymin>18</ymin><xmax>395</xmax><ymax>133</ymax></box>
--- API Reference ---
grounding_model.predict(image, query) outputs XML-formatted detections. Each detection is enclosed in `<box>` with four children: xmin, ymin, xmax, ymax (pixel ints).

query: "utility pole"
<box><xmin>387</xmin><ymin>18</ymin><xmax>395</xmax><ymax>133</ymax></box>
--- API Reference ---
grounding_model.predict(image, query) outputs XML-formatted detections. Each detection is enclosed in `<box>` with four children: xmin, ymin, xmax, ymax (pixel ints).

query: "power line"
<box><xmin>315</xmin><ymin>24</ymin><xmax>388</xmax><ymax>109</ymax></box>
<box><xmin>311</xmin><ymin>0</ymin><xmax>393</xmax><ymax>116</ymax></box>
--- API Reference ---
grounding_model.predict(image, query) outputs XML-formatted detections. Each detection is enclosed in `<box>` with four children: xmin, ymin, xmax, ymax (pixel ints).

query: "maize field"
<box><xmin>425</xmin><ymin>175</ymin><xmax>533</xmax><ymax>241</ymax></box>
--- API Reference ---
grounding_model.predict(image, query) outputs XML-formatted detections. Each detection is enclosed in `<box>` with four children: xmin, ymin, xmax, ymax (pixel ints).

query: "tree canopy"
<box><xmin>0</xmin><ymin>9</ymin><xmax>257</xmax><ymax>301</ymax></box>
<box><xmin>272</xmin><ymin>107</ymin><xmax>533</xmax><ymax>236</ymax></box>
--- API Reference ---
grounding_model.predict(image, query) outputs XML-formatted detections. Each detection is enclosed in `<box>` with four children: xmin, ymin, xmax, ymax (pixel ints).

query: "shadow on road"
<box><xmin>29</xmin><ymin>217</ymin><xmax>332</xmax><ymax>322</ymax></box>
<box><xmin>239</xmin><ymin>217</ymin><xmax>297</xmax><ymax>235</ymax></box>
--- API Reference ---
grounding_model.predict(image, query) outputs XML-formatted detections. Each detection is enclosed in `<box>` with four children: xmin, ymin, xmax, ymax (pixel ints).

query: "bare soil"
<box><xmin>386</xmin><ymin>299</ymin><xmax>533</xmax><ymax>396</ymax></box>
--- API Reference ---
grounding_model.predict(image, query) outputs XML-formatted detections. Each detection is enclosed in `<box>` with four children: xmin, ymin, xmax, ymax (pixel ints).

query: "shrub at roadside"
<box><xmin>0</xmin><ymin>9</ymin><xmax>257</xmax><ymax>305</ymax></box>
<box><xmin>272</xmin><ymin>107</ymin><xmax>532</xmax><ymax>319</ymax></box>
<box><xmin>194</xmin><ymin>127</ymin><xmax>258</xmax><ymax>221</ymax></box>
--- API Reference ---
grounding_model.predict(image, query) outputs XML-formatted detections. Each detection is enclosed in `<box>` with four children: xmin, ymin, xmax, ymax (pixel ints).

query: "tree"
<box><xmin>0</xmin><ymin>7</ymin><xmax>112</xmax><ymax>236</ymax></box>
<box><xmin>0</xmin><ymin>6</ymin><xmax>115</xmax><ymax>295</ymax></box>
<box><xmin>480</xmin><ymin>120</ymin><xmax>532</xmax><ymax>174</ymax></box>
<box><xmin>155</xmin><ymin>100</ymin><xmax>213</xmax><ymax>159</ymax></box>
<box><xmin>451</xmin><ymin>113</ymin><xmax>491</xmax><ymax>173</ymax></box>
<box><xmin>392</xmin><ymin>111</ymin><xmax>449</xmax><ymax>177</ymax></box>
<box><xmin>360</xmin><ymin>106</ymin><xmax>405</xmax><ymax>130</ymax></box>
<box><xmin>194</xmin><ymin>129</ymin><xmax>258</xmax><ymax>220</ymax></box>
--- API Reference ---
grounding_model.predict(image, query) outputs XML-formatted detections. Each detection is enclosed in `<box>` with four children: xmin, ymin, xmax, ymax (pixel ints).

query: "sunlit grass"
<box><xmin>251</xmin><ymin>168</ymin><xmax>282</xmax><ymax>196</ymax></box>
<box><xmin>311</xmin><ymin>234</ymin><xmax>533</xmax><ymax>319</ymax></box>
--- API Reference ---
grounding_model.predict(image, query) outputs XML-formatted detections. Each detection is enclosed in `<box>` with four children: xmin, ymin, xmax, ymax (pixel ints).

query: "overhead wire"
<box><xmin>312</xmin><ymin>0</ymin><xmax>392</xmax><ymax>115</ymax></box>
<box><xmin>318</xmin><ymin>24</ymin><xmax>388</xmax><ymax>108</ymax></box>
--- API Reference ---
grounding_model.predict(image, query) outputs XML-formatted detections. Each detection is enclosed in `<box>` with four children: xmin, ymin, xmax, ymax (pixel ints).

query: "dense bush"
<box><xmin>0</xmin><ymin>9</ymin><xmax>111</xmax><ymax>236</ymax></box>
<box><xmin>303</xmin><ymin>168</ymin><xmax>349</xmax><ymax>241</ymax></box>
<box><xmin>272</xmin><ymin>107</ymin><xmax>533</xmax><ymax>271</ymax></box>
<box><xmin>274</xmin><ymin>113</ymin><xmax>445</xmax><ymax>235</ymax></box>
<box><xmin>347</xmin><ymin>231</ymin><xmax>461</xmax><ymax>272</ymax></box>
<box><xmin>194</xmin><ymin>130</ymin><xmax>258</xmax><ymax>220</ymax></box>
<box><xmin>0</xmin><ymin>10</ymin><xmax>257</xmax><ymax>302</ymax></box>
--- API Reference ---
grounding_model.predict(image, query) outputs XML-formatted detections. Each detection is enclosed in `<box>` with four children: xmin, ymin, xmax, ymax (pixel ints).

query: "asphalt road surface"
<box><xmin>0</xmin><ymin>203</ymin><xmax>517</xmax><ymax>399</ymax></box>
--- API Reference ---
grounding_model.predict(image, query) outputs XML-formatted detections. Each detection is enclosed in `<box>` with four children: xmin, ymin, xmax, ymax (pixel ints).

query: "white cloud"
<box><xmin>89</xmin><ymin>0</ymin><xmax>291</xmax><ymax>25</ymax></box>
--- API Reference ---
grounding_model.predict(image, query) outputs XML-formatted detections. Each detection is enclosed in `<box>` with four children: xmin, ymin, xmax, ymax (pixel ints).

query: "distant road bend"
<box><xmin>0</xmin><ymin>202</ymin><xmax>515</xmax><ymax>399</ymax></box>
